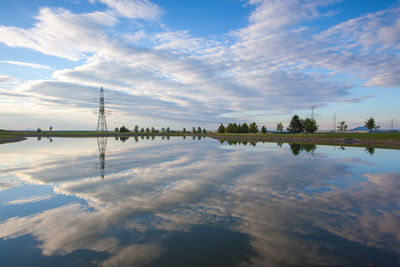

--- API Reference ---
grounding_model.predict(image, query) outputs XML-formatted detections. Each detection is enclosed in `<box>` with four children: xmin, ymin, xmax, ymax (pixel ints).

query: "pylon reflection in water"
<box><xmin>97</xmin><ymin>136</ymin><xmax>107</xmax><ymax>179</ymax></box>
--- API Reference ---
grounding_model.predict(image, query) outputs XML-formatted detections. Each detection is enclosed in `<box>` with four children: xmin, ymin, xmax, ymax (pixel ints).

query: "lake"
<box><xmin>0</xmin><ymin>137</ymin><xmax>399</xmax><ymax>266</ymax></box>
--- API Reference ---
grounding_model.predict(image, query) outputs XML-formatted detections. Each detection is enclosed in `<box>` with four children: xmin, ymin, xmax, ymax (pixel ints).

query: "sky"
<box><xmin>0</xmin><ymin>0</ymin><xmax>399</xmax><ymax>131</ymax></box>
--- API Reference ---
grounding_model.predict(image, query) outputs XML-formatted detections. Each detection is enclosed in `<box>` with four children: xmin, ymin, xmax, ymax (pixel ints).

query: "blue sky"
<box><xmin>0</xmin><ymin>0</ymin><xmax>399</xmax><ymax>130</ymax></box>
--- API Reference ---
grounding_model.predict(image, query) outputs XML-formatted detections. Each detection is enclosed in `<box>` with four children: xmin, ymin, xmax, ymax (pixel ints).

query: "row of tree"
<box><xmin>218</xmin><ymin>116</ymin><xmax>317</xmax><ymax>134</ymax></box>
<box><xmin>286</xmin><ymin>115</ymin><xmax>318</xmax><ymax>133</ymax></box>
<box><xmin>114</xmin><ymin>125</ymin><xmax>207</xmax><ymax>134</ymax></box>
<box><xmin>218</xmin><ymin>122</ymin><xmax>267</xmax><ymax>134</ymax></box>
<box><xmin>218</xmin><ymin>115</ymin><xmax>380</xmax><ymax>134</ymax></box>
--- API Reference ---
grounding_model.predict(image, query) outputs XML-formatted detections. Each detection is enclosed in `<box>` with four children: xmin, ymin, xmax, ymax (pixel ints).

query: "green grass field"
<box><xmin>209</xmin><ymin>132</ymin><xmax>400</xmax><ymax>141</ymax></box>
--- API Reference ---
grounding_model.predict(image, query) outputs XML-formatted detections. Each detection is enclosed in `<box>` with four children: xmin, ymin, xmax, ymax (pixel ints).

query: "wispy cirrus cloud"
<box><xmin>90</xmin><ymin>0</ymin><xmax>163</xmax><ymax>20</ymax></box>
<box><xmin>0</xmin><ymin>0</ymin><xmax>398</xmax><ymax>129</ymax></box>
<box><xmin>1</xmin><ymin>60</ymin><xmax>51</xmax><ymax>70</ymax></box>
<box><xmin>0</xmin><ymin>7</ymin><xmax>117</xmax><ymax>60</ymax></box>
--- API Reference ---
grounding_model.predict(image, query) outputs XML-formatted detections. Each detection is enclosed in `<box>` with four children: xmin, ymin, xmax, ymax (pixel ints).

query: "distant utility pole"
<box><xmin>97</xmin><ymin>86</ymin><xmax>108</xmax><ymax>132</ymax></box>
<box><xmin>311</xmin><ymin>106</ymin><xmax>315</xmax><ymax>120</ymax></box>
<box><xmin>333</xmin><ymin>113</ymin><xmax>336</xmax><ymax>132</ymax></box>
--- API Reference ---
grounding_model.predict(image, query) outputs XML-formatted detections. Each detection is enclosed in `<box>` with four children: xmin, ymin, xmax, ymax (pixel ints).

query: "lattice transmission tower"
<box><xmin>97</xmin><ymin>86</ymin><xmax>108</xmax><ymax>132</ymax></box>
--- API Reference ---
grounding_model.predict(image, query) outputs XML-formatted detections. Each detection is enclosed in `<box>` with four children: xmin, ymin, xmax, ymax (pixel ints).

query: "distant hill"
<box><xmin>351</xmin><ymin>126</ymin><xmax>368</xmax><ymax>131</ymax></box>
<box><xmin>350</xmin><ymin>126</ymin><xmax>397</xmax><ymax>132</ymax></box>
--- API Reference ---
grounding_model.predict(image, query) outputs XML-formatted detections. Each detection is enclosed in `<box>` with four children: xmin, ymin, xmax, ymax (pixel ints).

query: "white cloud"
<box><xmin>0</xmin><ymin>74</ymin><xmax>19</xmax><ymax>84</ymax></box>
<box><xmin>0</xmin><ymin>0</ymin><xmax>398</xmax><ymax>128</ymax></box>
<box><xmin>91</xmin><ymin>0</ymin><xmax>163</xmax><ymax>20</ymax></box>
<box><xmin>0</xmin><ymin>7</ymin><xmax>117</xmax><ymax>60</ymax></box>
<box><xmin>1</xmin><ymin>60</ymin><xmax>51</xmax><ymax>70</ymax></box>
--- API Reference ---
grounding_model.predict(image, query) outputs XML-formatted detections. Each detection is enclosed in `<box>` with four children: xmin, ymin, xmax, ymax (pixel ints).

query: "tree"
<box><xmin>197</xmin><ymin>126</ymin><xmax>202</xmax><ymax>134</ymax></box>
<box><xmin>192</xmin><ymin>127</ymin><xmax>196</xmax><ymax>133</ymax></box>
<box><xmin>145</xmin><ymin>127</ymin><xmax>150</xmax><ymax>133</ymax></box>
<box><xmin>242</xmin><ymin>123</ymin><xmax>249</xmax><ymax>133</ymax></box>
<box><xmin>120</xmin><ymin>126</ymin><xmax>129</xmax><ymax>132</ymax></box>
<box><xmin>287</xmin><ymin>115</ymin><xmax>304</xmax><ymax>133</ymax></box>
<box><xmin>237</xmin><ymin>124</ymin><xmax>243</xmax><ymax>133</ymax></box>
<box><xmin>218</xmin><ymin>124</ymin><xmax>225</xmax><ymax>133</ymax></box>
<box><xmin>166</xmin><ymin>127</ymin><xmax>170</xmax><ymax>133</ymax></box>
<box><xmin>261</xmin><ymin>125</ymin><xmax>267</xmax><ymax>134</ymax></box>
<box><xmin>304</xmin><ymin>118</ymin><xmax>318</xmax><ymax>133</ymax></box>
<box><xmin>151</xmin><ymin>127</ymin><xmax>155</xmax><ymax>133</ymax></box>
<box><xmin>249</xmin><ymin>122</ymin><xmax>258</xmax><ymax>133</ymax></box>
<box><xmin>202</xmin><ymin>128</ymin><xmax>207</xmax><ymax>134</ymax></box>
<box><xmin>161</xmin><ymin>127</ymin><xmax>165</xmax><ymax>133</ymax></box>
<box><xmin>364</xmin><ymin>116</ymin><xmax>380</xmax><ymax>131</ymax></box>
<box><xmin>37</xmin><ymin>128</ymin><xmax>42</xmax><ymax>132</ymax></box>
<box><xmin>226</xmin><ymin>123</ymin><xmax>238</xmax><ymax>133</ymax></box>
<box><xmin>49</xmin><ymin>126</ymin><xmax>53</xmax><ymax>131</ymax></box>
<box><xmin>337</xmin><ymin>121</ymin><xmax>347</xmax><ymax>132</ymax></box>
<box><xmin>140</xmin><ymin>128</ymin><xmax>144</xmax><ymax>133</ymax></box>
<box><xmin>276</xmin><ymin>122</ymin><xmax>283</xmax><ymax>132</ymax></box>
<box><xmin>115</xmin><ymin>127</ymin><xmax>119</xmax><ymax>133</ymax></box>
<box><xmin>183</xmin><ymin>128</ymin><xmax>186</xmax><ymax>133</ymax></box>
<box><xmin>134</xmin><ymin>125</ymin><xmax>139</xmax><ymax>132</ymax></box>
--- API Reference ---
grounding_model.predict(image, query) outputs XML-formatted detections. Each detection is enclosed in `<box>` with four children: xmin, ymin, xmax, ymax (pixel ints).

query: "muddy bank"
<box><xmin>0</xmin><ymin>136</ymin><xmax>27</xmax><ymax>144</ymax></box>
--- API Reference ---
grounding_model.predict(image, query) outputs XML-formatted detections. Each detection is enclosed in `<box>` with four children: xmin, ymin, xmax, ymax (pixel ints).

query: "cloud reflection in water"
<box><xmin>0</xmin><ymin>137</ymin><xmax>399</xmax><ymax>266</ymax></box>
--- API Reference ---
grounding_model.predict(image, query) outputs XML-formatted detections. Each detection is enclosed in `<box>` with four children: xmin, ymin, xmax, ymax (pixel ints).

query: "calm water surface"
<box><xmin>0</xmin><ymin>137</ymin><xmax>399</xmax><ymax>266</ymax></box>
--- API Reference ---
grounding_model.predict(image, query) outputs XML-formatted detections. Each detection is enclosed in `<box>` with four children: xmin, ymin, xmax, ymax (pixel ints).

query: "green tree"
<box><xmin>183</xmin><ymin>128</ymin><xmax>186</xmax><ymax>133</ymax></box>
<box><xmin>242</xmin><ymin>123</ymin><xmax>249</xmax><ymax>133</ymax></box>
<box><xmin>166</xmin><ymin>127</ymin><xmax>170</xmax><ymax>133</ymax></box>
<box><xmin>276</xmin><ymin>122</ymin><xmax>283</xmax><ymax>132</ymax></box>
<box><xmin>249</xmin><ymin>122</ymin><xmax>258</xmax><ymax>133</ymax></box>
<box><xmin>287</xmin><ymin>115</ymin><xmax>304</xmax><ymax>133</ymax></box>
<box><xmin>261</xmin><ymin>125</ymin><xmax>267</xmax><ymax>134</ymax></box>
<box><xmin>192</xmin><ymin>127</ymin><xmax>196</xmax><ymax>133</ymax></box>
<box><xmin>145</xmin><ymin>127</ymin><xmax>150</xmax><ymax>133</ymax></box>
<box><xmin>151</xmin><ymin>127</ymin><xmax>155</xmax><ymax>133</ymax></box>
<box><xmin>49</xmin><ymin>126</ymin><xmax>53</xmax><ymax>131</ymax></box>
<box><xmin>115</xmin><ymin>127</ymin><xmax>119</xmax><ymax>133</ymax></box>
<box><xmin>304</xmin><ymin>118</ymin><xmax>318</xmax><ymax>133</ymax></box>
<box><xmin>237</xmin><ymin>124</ymin><xmax>243</xmax><ymax>133</ymax></box>
<box><xmin>218</xmin><ymin>124</ymin><xmax>225</xmax><ymax>133</ymax></box>
<box><xmin>120</xmin><ymin>126</ymin><xmax>129</xmax><ymax>132</ymax></box>
<box><xmin>226</xmin><ymin>123</ymin><xmax>239</xmax><ymax>133</ymax></box>
<box><xmin>364</xmin><ymin>117</ymin><xmax>380</xmax><ymax>131</ymax></box>
<box><xmin>134</xmin><ymin>125</ymin><xmax>139</xmax><ymax>132</ymax></box>
<box><xmin>140</xmin><ymin>128</ymin><xmax>144</xmax><ymax>133</ymax></box>
<box><xmin>197</xmin><ymin>126</ymin><xmax>202</xmax><ymax>133</ymax></box>
<box><xmin>202</xmin><ymin>128</ymin><xmax>207</xmax><ymax>134</ymax></box>
<box><xmin>337</xmin><ymin>121</ymin><xmax>347</xmax><ymax>132</ymax></box>
<box><xmin>37</xmin><ymin>128</ymin><xmax>42</xmax><ymax>132</ymax></box>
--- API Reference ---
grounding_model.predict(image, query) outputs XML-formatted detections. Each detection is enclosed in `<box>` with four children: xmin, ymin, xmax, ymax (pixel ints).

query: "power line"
<box><xmin>333</xmin><ymin>113</ymin><xmax>336</xmax><ymax>132</ymax></box>
<box><xmin>311</xmin><ymin>106</ymin><xmax>315</xmax><ymax>120</ymax></box>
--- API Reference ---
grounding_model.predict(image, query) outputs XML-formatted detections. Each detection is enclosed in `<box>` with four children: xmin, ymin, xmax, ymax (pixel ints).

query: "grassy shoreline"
<box><xmin>1</xmin><ymin>130</ymin><xmax>400</xmax><ymax>149</ymax></box>
<box><xmin>0</xmin><ymin>130</ymin><xmax>27</xmax><ymax>144</ymax></box>
<box><xmin>207</xmin><ymin>132</ymin><xmax>400</xmax><ymax>149</ymax></box>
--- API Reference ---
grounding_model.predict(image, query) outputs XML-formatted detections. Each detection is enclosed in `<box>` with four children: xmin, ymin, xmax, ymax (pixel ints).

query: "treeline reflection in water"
<box><xmin>37</xmin><ymin>134</ymin><xmax>377</xmax><ymax>157</ymax></box>
<box><xmin>219</xmin><ymin>140</ymin><xmax>376</xmax><ymax>156</ymax></box>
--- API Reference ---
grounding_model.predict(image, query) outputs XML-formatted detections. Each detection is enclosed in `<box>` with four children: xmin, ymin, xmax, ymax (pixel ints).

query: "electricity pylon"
<box><xmin>97</xmin><ymin>86</ymin><xmax>107</xmax><ymax>132</ymax></box>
